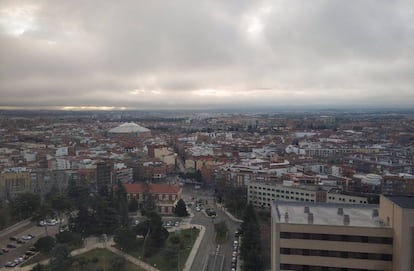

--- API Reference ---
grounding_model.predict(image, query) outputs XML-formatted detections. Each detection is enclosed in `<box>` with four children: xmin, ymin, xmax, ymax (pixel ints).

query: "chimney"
<box><xmin>337</xmin><ymin>207</ymin><xmax>344</xmax><ymax>216</ymax></box>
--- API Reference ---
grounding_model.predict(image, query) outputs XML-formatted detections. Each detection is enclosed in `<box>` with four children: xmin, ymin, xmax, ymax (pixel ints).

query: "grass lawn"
<box><xmin>123</xmin><ymin>227</ymin><xmax>200</xmax><ymax>271</ymax></box>
<box><xmin>27</xmin><ymin>248</ymin><xmax>146</xmax><ymax>271</ymax></box>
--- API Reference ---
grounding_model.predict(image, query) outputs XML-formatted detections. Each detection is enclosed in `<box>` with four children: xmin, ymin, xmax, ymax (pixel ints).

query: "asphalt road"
<box><xmin>182</xmin><ymin>186</ymin><xmax>242</xmax><ymax>271</ymax></box>
<box><xmin>0</xmin><ymin>221</ymin><xmax>60</xmax><ymax>268</ymax></box>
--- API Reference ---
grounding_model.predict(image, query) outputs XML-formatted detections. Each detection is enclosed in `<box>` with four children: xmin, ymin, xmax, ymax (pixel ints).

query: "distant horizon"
<box><xmin>1</xmin><ymin>105</ymin><xmax>413</xmax><ymax>114</ymax></box>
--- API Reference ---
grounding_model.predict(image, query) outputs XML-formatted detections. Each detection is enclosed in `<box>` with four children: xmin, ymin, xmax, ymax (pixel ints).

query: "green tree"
<box><xmin>34</xmin><ymin>236</ymin><xmax>56</xmax><ymax>253</ymax></box>
<box><xmin>114</xmin><ymin>227</ymin><xmax>137</xmax><ymax>251</ymax></box>
<box><xmin>49</xmin><ymin>194</ymin><xmax>71</xmax><ymax>232</ymax></box>
<box><xmin>49</xmin><ymin>244</ymin><xmax>72</xmax><ymax>271</ymax></box>
<box><xmin>174</xmin><ymin>199</ymin><xmax>188</xmax><ymax>217</ymax></box>
<box><xmin>240</xmin><ymin>204</ymin><xmax>263</xmax><ymax>271</ymax></box>
<box><xmin>55</xmin><ymin>231</ymin><xmax>82</xmax><ymax>248</ymax></box>
<box><xmin>31</xmin><ymin>264</ymin><xmax>47</xmax><ymax>271</ymax></box>
<box><xmin>10</xmin><ymin>193</ymin><xmax>41</xmax><ymax>220</ymax></box>
<box><xmin>32</xmin><ymin>203</ymin><xmax>54</xmax><ymax>236</ymax></box>
<box><xmin>136</xmin><ymin>211</ymin><xmax>169</xmax><ymax>256</ymax></box>
<box><xmin>128</xmin><ymin>198</ymin><xmax>139</xmax><ymax>212</ymax></box>
<box><xmin>115</xmin><ymin>183</ymin><xmax>129</xmax><ymax>227</ymax></box>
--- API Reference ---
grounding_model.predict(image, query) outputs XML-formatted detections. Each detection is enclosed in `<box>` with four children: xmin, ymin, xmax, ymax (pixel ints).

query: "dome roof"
<box><xmin>109</xmin><ymin>122</ymin><xmax>150</xmax><ymax>133</ymax></box>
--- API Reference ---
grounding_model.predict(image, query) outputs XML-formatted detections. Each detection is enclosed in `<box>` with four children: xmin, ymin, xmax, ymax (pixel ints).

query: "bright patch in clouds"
<box><xmin>0</xmin><ymin>4</ymin><xmax>38</xmax><ymax>36</ymax></box>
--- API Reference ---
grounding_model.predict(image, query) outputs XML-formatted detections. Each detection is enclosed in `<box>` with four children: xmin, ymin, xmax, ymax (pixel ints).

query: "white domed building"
<box><xmin>108</xmin><ymin>122</ymin><xmax>151</xmax><ymax>137</ymax></box>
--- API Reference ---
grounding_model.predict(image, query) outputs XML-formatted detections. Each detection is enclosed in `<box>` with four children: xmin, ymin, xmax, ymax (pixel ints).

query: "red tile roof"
<box><xmin>124</xmin><ymin>183</ymin><xmax>181</xmax><ymax>194</ymax></box>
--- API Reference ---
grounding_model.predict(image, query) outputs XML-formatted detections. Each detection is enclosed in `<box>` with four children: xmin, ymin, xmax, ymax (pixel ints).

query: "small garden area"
<box><xmin>119</xmin><ymin>227</ymin><xmax>199</xmax><ymax>271</ymax></box>
<box><xmin>30</xmin><ymin>248</ymin><xmax>146</xmax><ymax>271</ymax></box>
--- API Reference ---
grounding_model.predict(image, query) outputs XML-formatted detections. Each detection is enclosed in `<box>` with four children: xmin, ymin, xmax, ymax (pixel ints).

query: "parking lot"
<box><xmin>0</xmin><ymin>220</ymin><xmax>60</xmax><ymax>269</ymax></box>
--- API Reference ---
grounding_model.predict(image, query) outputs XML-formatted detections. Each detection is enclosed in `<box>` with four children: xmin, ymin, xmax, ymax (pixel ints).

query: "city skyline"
<box><xmin>1</xmin><ymin>0</ymin><xmax>414</xmax><ymax>110</ymax></box>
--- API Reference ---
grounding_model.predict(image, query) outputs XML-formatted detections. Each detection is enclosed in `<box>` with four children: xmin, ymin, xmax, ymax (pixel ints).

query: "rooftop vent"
<box><xmin>343</xmin><ymin>214</ymin><xmax>350</xmax><ymax>225</ymax></box>
<box><xmin>284</xmin><ymin>212</ymin><xmax>289</xmax><ymax>223</ymax></box>
<box><xmin>304</xmin><ymin>206</ymin><xmax>310</xmax><ymax>214</ymax></box>
<box><xmin>337</xmin><ymin>207</ymin><xmax>344</xmax><ymax>216</ymax></box>
<box><xmin>308</xmin><ymin>213</ymin><xmax>314</xmax><ymax>224</ymax></box>
<box><xmin>372</xmin><ymin>209</ymin><xmax>379</xmax><ymax>218</ymax></box>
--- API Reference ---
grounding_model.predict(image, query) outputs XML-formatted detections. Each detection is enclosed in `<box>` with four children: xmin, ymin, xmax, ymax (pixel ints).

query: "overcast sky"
<box><xmin>0</xmin><ymin>0</ymin><xmax>413</xmax><ymax>110</ymax></box>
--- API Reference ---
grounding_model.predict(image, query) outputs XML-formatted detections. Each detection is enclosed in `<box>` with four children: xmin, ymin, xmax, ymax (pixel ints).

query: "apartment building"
<box><xmin>0</xmin><ymin>167</ymin><xmax>32</xmax><ymax>200</ymax></box>
<box><xmin>271</xmin><ymin>195</ymin><xmax>414</xmax><ymax>271</ymax></box>
<box><xmin>248</xmin><ymin>182</ymin><xmax>368</xmax><ymax>209</ymax></box>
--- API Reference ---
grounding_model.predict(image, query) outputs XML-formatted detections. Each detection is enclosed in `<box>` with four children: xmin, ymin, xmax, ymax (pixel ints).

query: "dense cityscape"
<box><xmin>0</xmin><ymin>109</ymin><xmax>412</xmax><ymax>270</ymax></box>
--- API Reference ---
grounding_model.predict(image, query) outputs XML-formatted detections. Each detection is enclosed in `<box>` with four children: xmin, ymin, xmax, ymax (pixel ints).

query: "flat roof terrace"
<box><xmin>273</xmin><ymin>201</ymin><xmax>389</xmax><ymax>228</ymax></box>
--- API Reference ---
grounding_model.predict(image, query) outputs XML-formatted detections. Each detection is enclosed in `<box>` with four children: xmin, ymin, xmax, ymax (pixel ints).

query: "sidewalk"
<box><xmin>9</xmin><ymin>223</ymin><xmax>205</xmax><ymax>271</ymax></box>
<box><xmin>181</xmin><ymin>224</ymin><xmax>205</xmax><ymax>271</ymax></box>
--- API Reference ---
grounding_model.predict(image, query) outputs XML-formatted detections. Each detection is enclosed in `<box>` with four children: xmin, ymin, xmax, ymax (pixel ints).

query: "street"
<box><xmin>182</xmin><ymin>185</ymin><xmax>242</xmax><ymax>271</ymax></box>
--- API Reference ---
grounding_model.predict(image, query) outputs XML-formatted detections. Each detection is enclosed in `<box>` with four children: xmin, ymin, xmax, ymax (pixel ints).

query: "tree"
<box><xmin>114</xmin><ymin>183</ymin><xmax>129</xmax><ymax>227</ymax></box>
<box><xmin>10</xmin><ymin>193</ymin><xmax>41</xmax><ymax>220</ymax></box>
<box><xmin>114</xmin><ymin>227</ymin><xmax>137</xmax><ymax>251</ymax></box>
<box><xmin>31</xmin><ymin>264</ymin><xmax>47</xmax><ymax>271</ymax></box>
<box><xmin>49</xmin><ymin>244</ymin><xmax>72</xmax><ymax>271</ymax></box>
<box><xmin>55</xmin><ymin>231</ymin><xmax>82</xmax><ymax>248</ymax></box>
<box><xmin>34</xmin><ymin>236</ymin><xmax>56</xmax><ymax>253</ymax></box>
<box><xmin>49</xmin><ymin>194</ymin><xmax>71</xmax><ymax>232</ymax></box>
<box><xmin>136</xmin><ymin>211</ymin><xmax>169</xmax><ymax>256</ymax></box>
<box><xmin>174</xmin><ymin>199</ymin><xmax>188</xmax><ymax>217</ymax></box>
<box><xmin>128</xmin><ymin>198</ymin><xmax>139</xmax><ymax>212</ymax></box>
<box><xmin>32</xmin><ymin>203</ymin><xmax>54</xmax><ymax>236</ymax></box>
<box><xmin>240</xmin><ymin>204</ymin><xmax>263</xmax><ymax>271</ymax></box>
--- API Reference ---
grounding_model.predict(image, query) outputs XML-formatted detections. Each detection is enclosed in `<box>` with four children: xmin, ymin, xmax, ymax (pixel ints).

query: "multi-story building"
<box><xmin>271</xmin><ymin>195</ymin><xmax>414</xmax><ymax>271</ymax></box>
<box><xmin>123</xmin><ymin>183</ymin><xmax>181</xmax><ymax>215</ymax></box>
<box><xmin>248</xmin><ymin>182</ymin><xmax>368</xmax><ymax>209</ymax></box>
<box><xmin>96</xmin><ymin>161</ymin><xmax>113</xmax><ymax>190</ymax></box>
<box><xmin>0</xmin><ymin>167</ymin><xmax>32</xmax><ymax>200</ymax></box>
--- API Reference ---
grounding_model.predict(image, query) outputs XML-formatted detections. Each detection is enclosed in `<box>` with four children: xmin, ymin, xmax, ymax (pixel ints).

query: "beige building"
<box><xmin>249</xmin><ymin>182</ymin><xmax>368</xmax><ymax>209</ymax></box>
<box><xmin>0</xmin><ymin>167</ymin><xmax>32</xmax><ymax>201</ymax></box>
<box><xmin>379</xmin><ymin>195</ymin><xmax>414</xmax><ymax>271</ymax></box>
<box><xmin>271</xmin><ymin>195</ymin><xmax>414</xmax><ymax>271</ymax></box>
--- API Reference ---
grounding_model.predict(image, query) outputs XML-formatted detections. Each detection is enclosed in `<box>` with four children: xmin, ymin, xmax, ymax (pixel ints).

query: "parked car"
<box><xmin>25</xmin><ymin>251</ymin><xmax>36</xmax><ymax>256</ymax></box>
<box><xmin>2</xmin><ymin>248</ymin><xmax>9</xmax><ymax>253</ymax></box>
<box><xmin>9</xmin><ymin>236</ymin><xmax>18</xmax><ymax>241</ymax></box>
<box><xmin>22</xmin><ymin>234</ymin><xmax>34</xmax><ymax>240</ymax></box>
<box><xmin>16</xmin><ymin>239</ymin><xmax>26</xmax><ymax>244</ymax></box>
<box><xmin>4</xmin><ymin>261</ymin><xmax>17</xmax><ymax>268</ymax></box>
<box><xmin>7</xmin><ymin>244</ymin><xmax>16</xmax><ymax>249</ymax></box>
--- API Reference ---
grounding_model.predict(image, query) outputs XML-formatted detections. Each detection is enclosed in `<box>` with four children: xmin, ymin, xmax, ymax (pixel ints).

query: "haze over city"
<box><xmin>1</xmin><ymin>0</ymin><xmax>414</xmax><ymax>110</ymax></box>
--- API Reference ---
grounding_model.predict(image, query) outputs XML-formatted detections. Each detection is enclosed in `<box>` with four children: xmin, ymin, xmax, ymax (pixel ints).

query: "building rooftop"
<box><xmin>387</xmin><ymin>196</ymin><xmax>414</xmax><ymax>209</ymax></box>
<box><xmin>124</xmin><ymin>183</ymin><xmax>181</xmax><ymax>194</ymax></box>
<box><xmin>109</xmin><ymin>122</ymin><xmax>150</xmax><ymax>134</ymax></box>
<box><xmin>273</xmin><ymin>200</ymin><xmax>386</xmax><ymax>228</ymax></box>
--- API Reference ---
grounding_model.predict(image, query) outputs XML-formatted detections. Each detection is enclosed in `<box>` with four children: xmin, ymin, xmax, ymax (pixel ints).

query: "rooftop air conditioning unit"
<box><xmin>337</xmin><ymin>207</ymin><xmax>344</xmax><ymax>215</ymax></box>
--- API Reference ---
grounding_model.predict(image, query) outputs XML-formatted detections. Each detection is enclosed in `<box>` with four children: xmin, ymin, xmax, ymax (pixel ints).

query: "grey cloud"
<box><xmin>0</xmin><ymin>0</ymin><xmax>413</xmax><ymax>109</ymax></box>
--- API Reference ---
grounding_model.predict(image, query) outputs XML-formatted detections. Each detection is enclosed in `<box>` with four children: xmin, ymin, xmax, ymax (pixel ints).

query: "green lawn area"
<box><xmin>123</xmin><ymin>227</ymin><xmax>199</xmax><ymax>271</ymax></box>
<box><xmin>27</xmin><ymin>248</ymin><xmax>146</xmax><ymax>271</ymax></box>
<box><xmin>71</xmin><ymin>248</ymin><xmax>146</xmax><ymax>271</ymax></box>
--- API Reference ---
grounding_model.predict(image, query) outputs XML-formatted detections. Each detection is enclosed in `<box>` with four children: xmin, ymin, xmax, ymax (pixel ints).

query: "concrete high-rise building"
<box><xmin>271</xmin><ymin>195</ymin><xmax>414</xmax><ymax>271</ymax></box>
<box><xmin>96</xmin><ymin>161</ymin><xmax>113</xmax><ymax>190</ymax></box>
